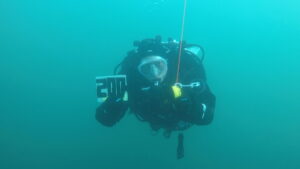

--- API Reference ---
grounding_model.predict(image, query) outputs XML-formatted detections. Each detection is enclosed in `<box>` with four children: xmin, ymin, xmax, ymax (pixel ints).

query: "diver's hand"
<box><xmin>101</xmin><ymin>96</ymin><xmax>128</xmax><ymax>115</ymax></box>
<box><xmin>104</xmin><ymin>90</ymin><xmax>128</xmax><ymax>104</ymax></box>
<box><xmin>96</xmin><ymin>96</ymin><xmax>128</xmax><ymax>126</ymax></box>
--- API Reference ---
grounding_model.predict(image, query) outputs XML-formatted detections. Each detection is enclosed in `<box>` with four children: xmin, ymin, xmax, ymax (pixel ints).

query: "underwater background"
<box><xmin>0</xmin><ymin>0</ymin><xmax>299</xmax><ymax>168</ymax></box>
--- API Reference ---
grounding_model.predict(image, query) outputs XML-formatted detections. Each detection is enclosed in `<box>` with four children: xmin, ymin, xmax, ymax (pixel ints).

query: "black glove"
<box><xmin>96</xmin><ymin>97</ymin><xmax>128</xmax><ymax>126</ymax></box>
<box><xmin>102</xmin><ymin>96</ymin><xmax>128</xmax><ymax>114</ymax></box>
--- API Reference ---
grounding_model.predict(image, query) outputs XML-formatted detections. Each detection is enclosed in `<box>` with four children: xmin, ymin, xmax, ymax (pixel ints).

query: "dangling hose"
<box><xmin>177</xmin><ymin>133</ymin><xmax>184</xmax><ymax>159</ymax></box>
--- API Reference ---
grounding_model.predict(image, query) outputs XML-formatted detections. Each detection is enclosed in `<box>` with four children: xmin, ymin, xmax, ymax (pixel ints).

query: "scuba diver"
<box><xmin>95</xmin><ymin>36</ymin><xmax>216</xmax><ymax>159</ymax></box>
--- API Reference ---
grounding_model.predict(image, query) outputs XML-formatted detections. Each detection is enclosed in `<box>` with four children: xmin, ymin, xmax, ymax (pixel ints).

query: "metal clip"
<box><xmin>174</xmin><ymin>82</ymin><xmax>201</xmax><ymax>88</ymax></box>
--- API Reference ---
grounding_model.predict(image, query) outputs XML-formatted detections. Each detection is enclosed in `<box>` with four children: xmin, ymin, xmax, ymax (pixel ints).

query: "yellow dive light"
<box><xmin>172</xmin><ymin>85</ymin><xmax>182</xmax><ymax>98</ymax></box>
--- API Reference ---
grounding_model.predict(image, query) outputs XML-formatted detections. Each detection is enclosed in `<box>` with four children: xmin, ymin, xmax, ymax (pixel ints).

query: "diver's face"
<box><xmin>138</xmin><ymin>56</ymin><xmax>168</xmax><ymax>82</ymax></box>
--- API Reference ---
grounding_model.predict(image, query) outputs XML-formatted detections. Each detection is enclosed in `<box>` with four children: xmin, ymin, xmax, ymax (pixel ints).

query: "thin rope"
<box><xmin>176</xmin><ymin>0</ymin><xmax>187</xmax><ymax>83</ymax></box>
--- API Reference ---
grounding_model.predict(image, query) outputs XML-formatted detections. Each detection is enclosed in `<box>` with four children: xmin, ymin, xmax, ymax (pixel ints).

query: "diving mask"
<box><xmin>138</xmin><ymin>55</ymin><xmax>168</xmax><ymax>82</ymax></box>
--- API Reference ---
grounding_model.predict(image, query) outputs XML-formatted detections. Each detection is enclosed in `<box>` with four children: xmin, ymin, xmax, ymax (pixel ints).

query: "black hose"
<box><xmin>185</xmin><ymin>44</ymin><xmax>205</xmax><ymax>62</ymax></box>
<box><xmin>177</xmin><ymin>133</ymin><xmax>184</xmax><ymax>159</ymax></box>
<box><xmin>113</xmin><ymin>62</ymin><xmax>122</xmax><ymax>75</ymax></box>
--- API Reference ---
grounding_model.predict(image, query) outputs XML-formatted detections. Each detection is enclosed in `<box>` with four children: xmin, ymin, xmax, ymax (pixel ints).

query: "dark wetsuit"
<box><xmin>96</xmin><ymin>47</ymin><xmax>216</xmax><ymax>132</ymax></box>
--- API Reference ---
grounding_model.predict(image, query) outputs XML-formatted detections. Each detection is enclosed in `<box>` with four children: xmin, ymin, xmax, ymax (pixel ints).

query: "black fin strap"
<box><xmin>177</xmin><ymin>133</ymin><xmax>184</xmax><ymax>159</ymax></box>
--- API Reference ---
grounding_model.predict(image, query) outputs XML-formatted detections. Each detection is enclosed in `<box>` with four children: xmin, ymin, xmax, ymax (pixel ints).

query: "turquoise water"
<box><xmin>1</xmin><ymin>0</ymin><xmax>300</xmax><ymax>168</ymax></box>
